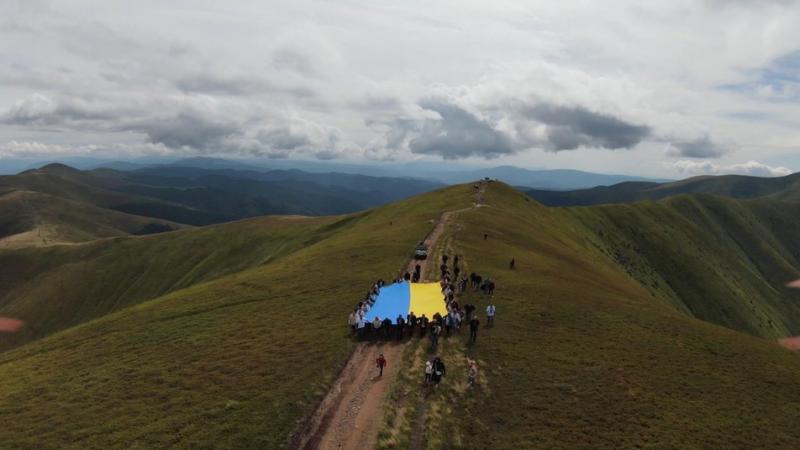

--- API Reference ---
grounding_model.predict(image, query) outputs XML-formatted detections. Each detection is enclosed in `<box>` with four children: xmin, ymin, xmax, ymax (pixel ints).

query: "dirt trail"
<box><xmin>292</xmin><ymin>181</ymin><xmax>488</xmax><ymax>450</ymax></box>
<box><xmin>293</xmin><ymin>212</ymin><xmax>459</xmax><ymax>450</ymax></box>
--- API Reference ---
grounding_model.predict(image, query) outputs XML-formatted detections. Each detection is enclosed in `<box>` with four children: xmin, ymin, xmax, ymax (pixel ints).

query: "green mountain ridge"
<box><xmin>527</xmin><ymin>172</ymin><xmax>800</xmax><ymax>206</ymax></box>
<box><xmin>2</xmin><ymin>182</ymin><xmax>800</xmax><ymax>448</ymax></box>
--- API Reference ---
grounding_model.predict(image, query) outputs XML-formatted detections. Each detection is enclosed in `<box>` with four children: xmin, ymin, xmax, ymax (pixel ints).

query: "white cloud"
<box><xmin>670</xmin><ymin>159</ymin><xmax>792</xmax><ymax>177</ymax></box>
<box><xmin>1</xmin><ymin>1</ymin><xmax>800</xmax><ymax>177</ymax></box>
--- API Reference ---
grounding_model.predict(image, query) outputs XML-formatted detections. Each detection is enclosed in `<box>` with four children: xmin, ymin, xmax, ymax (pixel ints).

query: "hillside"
<box><xmin>0</xmin><ymin>213</ymin><xmax>348</xmax><ymax>351</ymax></box>
<box><xmin>3</xmin><ymin>183</ymin><xmax>800</xmax><ymax>448</ymax></box>
<box><xmin>0</xmin><ymin>190</ymin><xmax>180</xmax><ymax>248</ymax></box>
<box><xmin>527</xmin><ymin>172</ymin><xmax>800</xmax><ymax>206</ymax></box>
<box><xmin>0</xmin><ymin>164</ymin><xmax>223</xmax><ymax>226</ymax></box>
<box><xmin>377</xmin><ymin>183</ymin><xmax>800</xmax><ymax>449</ymax></box>
<box><xmin>0</xmin><ymin>184</ymin><xmax>470</xmax><ymax>448</ymax></box>
<box><xmin>0</xmin><ymin>164</ymin><xmax>443</xmax><ymax>228</ymax></box>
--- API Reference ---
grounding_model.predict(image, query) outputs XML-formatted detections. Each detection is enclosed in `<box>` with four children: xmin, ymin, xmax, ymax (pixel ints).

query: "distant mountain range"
<box><xmin>527</xmin><ymin>172</ymin><xmax>800</xmax><ymax>206</ymax></box>
<box><xmin>157</xmin><ymin>157</ymin><xmax>668</xmax><ymax>190</ymax></box>
<box><xmin>0</xmin><ymin>156</ymin><xmax>668</xmax><ymax>190</ymax></box>
<box><xmin>0</xmin><ymin>162</ymin><xmax>442</xmax><ymax>246</ymax></box>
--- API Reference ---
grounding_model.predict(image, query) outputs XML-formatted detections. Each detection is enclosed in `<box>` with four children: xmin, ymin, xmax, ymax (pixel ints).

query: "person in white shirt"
<box><xmin>424</xmin><ymin>360</ymin><xmax>433</xmax><ymax>384</ymax></box>
<box><xmin>486</xmin><ymin>303</ymin><xmax>496</xmax><ymax>327</ymax></box>
<box><xmin>356</xmin><ymin>315</ymin><xmax>366</xmax><ymax>338</ymax></box>
<box><xmin>348</xmin><ymin>311</ymin><xmax>356</xmax><ymax>331</ymax></box>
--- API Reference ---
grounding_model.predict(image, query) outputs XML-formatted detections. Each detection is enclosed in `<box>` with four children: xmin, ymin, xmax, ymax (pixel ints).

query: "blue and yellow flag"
<box><xmin>364</xmin><ymin>281</ymin><xmax>445</xmax><ymax>321</ymax></box>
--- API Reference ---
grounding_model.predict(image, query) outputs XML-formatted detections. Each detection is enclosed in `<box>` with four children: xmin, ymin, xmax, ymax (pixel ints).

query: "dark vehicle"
<box><xmin>414</xmin><ymin>243</ymin><xmax>428</xmax><ymax>260</ymax></box>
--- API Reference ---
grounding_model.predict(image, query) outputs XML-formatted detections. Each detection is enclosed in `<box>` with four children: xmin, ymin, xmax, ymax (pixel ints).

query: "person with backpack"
<box><xmin>432</xmin><ymin>357</ymin><xmax>446</xmax><ymax>385</ymax></box>
<box><xmin>469</xmin><ymin>315</ymin><xmax>480</xmax><ymax>343</ymax></box>
<box><xmin>376</xmin><ymin>353</ymin><xmax>387</xmax><ymax>377</ymax></box>
<box><xmin>486</xmin><ymin>303</ymin><xmax>496</xmax><ymax>327</ymax></box>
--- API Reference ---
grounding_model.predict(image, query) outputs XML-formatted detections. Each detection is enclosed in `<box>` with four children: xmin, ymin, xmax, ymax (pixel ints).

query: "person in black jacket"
<box><xmin>382</xmin><ymin>317</ymin><xmax>393</xmax><ymax>339</ymax></box>
<box><xmin>396</xmin><ymin>314</ymin><xmax>405</xmax><ymax>340</ymax></box>
<box><xmin>469</xmin><ymin>315</ymin><xmax>480</xmax><ymax>343</ymax></box>
<box><xmin>431</xmin><ymin>357</ymin><xmax>446</xmax><ymax>385</ymax></box>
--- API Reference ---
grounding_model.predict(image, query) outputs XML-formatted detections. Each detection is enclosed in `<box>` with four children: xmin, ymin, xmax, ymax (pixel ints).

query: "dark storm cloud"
<box><xmin>2</xmin><ymin>94</ymin><xmax>238</xmax><ymax>151</ymax></box>
<box><xmin>3</xmin><ymin>94</ymin><xmax>119</xmax><ymax>126</ymax></box>
<box><xmin>125</xmin><ymin>112</ymin><xmax>238</xmax><ymax>150</ymax></box>
<box><xmin>256</xmin><ymin>127</ymin><xmax>312</xmax><ymax>150</ymax></box>
<box><xmin>666</xmin><ymin>135</ymin><xmax>726</xmax><ymax>158</ymax></box>
<box><xmin>407</xmin><ymin>98</ymin><xmax>514</xmax><ymax>159</ymax></box>
<box><xmin>522</xmin><ymin>103</ymin><xmax>651</xmax><ymax>151</ymax></box>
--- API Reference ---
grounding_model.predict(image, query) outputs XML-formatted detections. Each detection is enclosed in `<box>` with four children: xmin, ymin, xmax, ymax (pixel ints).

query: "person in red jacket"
<box><xmin>376</xmin><ymin>353</ymin><xmax>387</xmax><ymax>377</ymax></box>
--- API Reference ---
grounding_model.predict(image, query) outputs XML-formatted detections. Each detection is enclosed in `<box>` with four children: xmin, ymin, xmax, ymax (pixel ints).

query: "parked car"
<box><xmin>414</xmin><ymin>243</ymin><xmax>428</xmax><ymax>260</ymax></box>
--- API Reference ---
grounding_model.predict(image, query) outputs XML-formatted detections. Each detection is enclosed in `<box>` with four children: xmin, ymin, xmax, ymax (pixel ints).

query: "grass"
<box><xmin>0</xmin><ymin>190</ymin><xmax>182</xmax><ymax>246</ymax></box>
<box><xmin>567</xmin><ymin>194</ymin><xmax>800</xmax><ymax>338</ymax></box>
<box><xmin>0</xmin><ymin>184</ymin><xmax>475</xmax><ymax>449</ymax></box>
<box><xmin>6</xmin><ymin>182</ymin><xmax>800</xmax><ymax>448</ymax></box>
<box><xmin>376</xmin><ymin>183</ymin><xmax>800</xmax><ymax>449</ymax></box>
<box><xmin>0</xmin><ymin>214</ymin><xmax>338</xmax><ymax>351</ymax></box>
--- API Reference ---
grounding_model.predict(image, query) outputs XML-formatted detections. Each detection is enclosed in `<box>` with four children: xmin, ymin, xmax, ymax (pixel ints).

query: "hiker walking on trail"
<box><xmin>469</xmin><ymin>315</ymin><xmax>480</xmax><ymax>343</ymax></box>
<box><xmin>464</xmin><ymin>303</ymin><xmax>475</xmax><ymax>321</ymax></box>
<box><xmin>431</xmin><ymin>323</ymin><xmax>442</xmax><ymax>350</ymax></box>
<box><xmin>432</xmin><ymin>357</ymin><xmax>446</xmax><ymax>385</ymax></box>
<box><xmin>425</xmin><ymin>360</ymin><xmax>433</xmax><ymax>384</ymax></box>
<box><xmin>376</xmin><ymin>354</ymin><xmax>387</xmax><ymax>377</ymax></box>
<box><xmin>486</xmin><ymin>303</ymin><xmax>496</xmax><ymax>327</ymax></box>
<box><xmin>467</xmin><ymin>359</ymin><xmax>478</xmax><ymax>388</ymax></box>
<box><xmin>509</xmin><ymin>258</ymin><xmax>515</xmax><ymax>270</ymax></box>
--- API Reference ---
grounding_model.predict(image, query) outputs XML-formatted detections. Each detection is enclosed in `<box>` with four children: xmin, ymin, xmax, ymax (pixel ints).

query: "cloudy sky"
<box><xmin>2</xmin><ymin>0</ymin><xmax>800</xmax><ymax>177</ymax></box>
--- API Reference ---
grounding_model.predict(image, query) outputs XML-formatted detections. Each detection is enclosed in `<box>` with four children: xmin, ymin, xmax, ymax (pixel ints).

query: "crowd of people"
<box><xmin>347</xmin><ymin>255</ymin><xmax>497</xmax><ymax>346</ymax></box>
<box><xmin>352</xmin><ymin>253</ymin><xmax>495</xmax><ymax>391</ymax></box>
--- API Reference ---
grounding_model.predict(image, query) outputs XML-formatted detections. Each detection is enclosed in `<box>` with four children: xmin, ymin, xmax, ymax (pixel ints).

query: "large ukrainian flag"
<box><xmin>364</xmin><ymin>281</ymin><xmax>445</xmax><ymax>321</ymax></box>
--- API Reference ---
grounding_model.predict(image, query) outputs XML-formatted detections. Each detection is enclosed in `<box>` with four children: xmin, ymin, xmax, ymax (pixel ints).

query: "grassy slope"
<box><xmin>0</xmin><ymin>184</ymin><xmax>475</xmax><ymax>449</ymax></box>
<box><xmin>527</xmin><ymin>172</ymin><xmax>800</xmax><ymax>207</ymax></box>
<box><xmin>380</xmin><ymin>183</ymin><xmax>800</xmax><ymax>449</ymax></box>
<box><xmin>567</xmin><ymin>195</ymin><xmax>800</xmax><ymax>338</ymax></box>
<box><xmin>0</xmin><ymin>166</ymin><xmax>225</xmax><ymax>225</ymax></box>
<box><xmin>0</xmin><ymin>190</ymin><xmax>182</xmax><ymax>247</ymax></box>
<box><xmin>0</xmin><ymin>214</ymin><xmax>342</xmax><ymax>351</ymax></box>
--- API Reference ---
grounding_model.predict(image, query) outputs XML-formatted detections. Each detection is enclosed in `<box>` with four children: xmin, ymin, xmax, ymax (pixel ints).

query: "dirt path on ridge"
<box><xmin>292</xmin><ymin>213</ymin><xmax>457</xmax><ymax>450</ymax></box>
<box><xmin>291</xmin><ymin>182</ymin><xmax>488</xmax><ymax>450</ymax></box>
